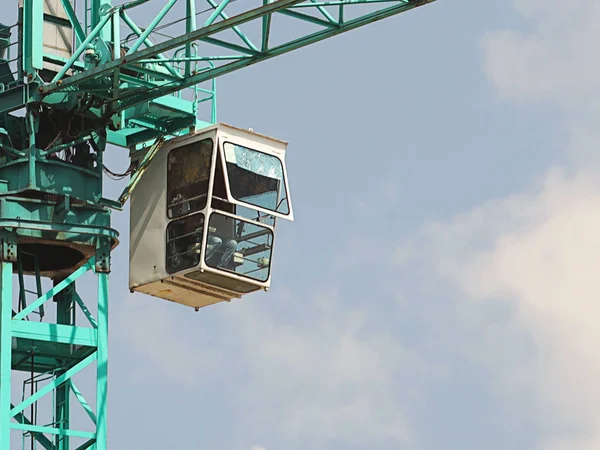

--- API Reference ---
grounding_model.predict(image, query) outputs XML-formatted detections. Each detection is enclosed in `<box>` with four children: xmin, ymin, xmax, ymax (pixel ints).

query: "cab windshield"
<box><xmin>223</xmin><ymin>142</ymin><xmax>289</xmax><ymax>216</ymax></box>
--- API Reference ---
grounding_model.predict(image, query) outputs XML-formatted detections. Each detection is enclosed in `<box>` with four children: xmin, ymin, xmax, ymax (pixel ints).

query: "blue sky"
<box><xmin>9</xmin><ymin>0</ymin><xmax>600</xmax><ymax>449</ymax></box>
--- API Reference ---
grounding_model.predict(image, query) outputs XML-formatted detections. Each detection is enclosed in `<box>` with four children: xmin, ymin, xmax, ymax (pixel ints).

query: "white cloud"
<box><xmin>220</xmin><ymin>289</ymin><xmax>416</xmax><ymax>445</ymax></box>
<box><xmin>482</xmin><ymin>0</ymin><xmax>600</xmax><ymax>109</ymax></box>
<box><xmin>118</xmin><ymin>285</ymin><xmax>417</xmax><ymax>446</ymax></box>
<box><xmin>114</xmin><ymin>3</ymin><xmax>600</xmax><ymax>448</ymax></box>
<box><xmin>405</xmin><ymin>169</ymin><xmax>600</xmax><ymax>450</ymax></box>
<box><xmin>113</xmin><ymin>295</ymin><xmax>226</xmax><ymax>388</ymax></box>
<box><xmin>394</xmin><ymin>2</ymin><xmax>600</xmax><ymax>449</ymax></box>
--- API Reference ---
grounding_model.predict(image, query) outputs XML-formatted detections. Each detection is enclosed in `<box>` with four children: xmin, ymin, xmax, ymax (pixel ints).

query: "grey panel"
<box><xmin>43</xmin><ymin>0</ymin><xmax>73</xmax><ymax>73</ymax></box>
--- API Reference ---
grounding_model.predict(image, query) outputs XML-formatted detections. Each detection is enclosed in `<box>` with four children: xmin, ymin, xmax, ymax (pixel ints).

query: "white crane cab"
<box><xmin>129</xmin><ymin>123</ymin><xmax>293</xmax><ymax>310</ymax></box>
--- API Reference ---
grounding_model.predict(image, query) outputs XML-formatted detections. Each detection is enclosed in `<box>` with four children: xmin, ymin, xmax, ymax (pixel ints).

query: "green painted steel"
<box><xmin>52</xmin><ymin>11</ymin><xmax>113</xmax><ymax>82</ymax></box>
<box><xmin>11</xmin><ymin>353</ymin><xmax>97</xmax><ymax>417</ymax></box>
<box><xmin>11</xmin><ymin>423</ymin><xmax>96</xmax><ymax>440</ymax></box>
<box><xmin>95</xmin><ymin>268</ymin><xmax>109</xmax><ymax>450</ymax></box>
<box><xmin>12</xmin><ymin>404</ymin><xmax>54</xmax><ymax>450</ymax></box>
<box><xmin>204</xmin><ymin>0</ymin><xmax>232</xmax><ymax>27</ymax></box>
<box><xmin>0</xmin><ymin>0</ymin><xmax>436</xmax><ymax>150</ymax></box>
<box><xmin>68</xmin><ymin>381</ymin><xmax>97</xmax><ymax>425</ymax></box>
<box><xmin>0</xmin><ymin>0</ymin><xmax>436</xmax><ymax>447</ymax></box>
<box><xmin>32</xmin><ymin>0</ymin><xmax>434</xmax><ymax>146</ymax></box>
<box><xmin>60</xmin><ymin>0</ymin><xmax>85</xmax><ymax>46</ymax></box>
<box><xmin>91</xmin><ymin>0</ymin><xmax>113</xmax><ymax>42</ymax></box>
<box><xmin>22</xmin><ymin>0</ymin><xmax>44</xmax><ymax>74</ymax></box>
<box><xmin>0</xmin><ymin>197</ymin><xmax>116</xmax><ymax>449</ymax></box>
<box><xmin>45</xmin><ymin>0</ymin><xmax>433</xmax><ymax>89</ymax></box>
<box><xmin>126</xmin><ymin>0</ymin><xmax>179</xmax><ymax>55</ymax></box>
<box><xmin>0</xmin><ymin>260</ymin><xmax>12</xmax><ymax>450</ymax></box>
<box><xmin>120</xmin><ymin>12</ymin><xmax>181</xmax><ymax>79</ymax></box>
<box><xmin>55</xmin><ymin>281</ymin><xmax>73</xmax><ymax>450</ymax></box>
<box><xmin>13</xmin><ymin>260</ymin><xmax>95</xmax><ymax>320</ymax></box>
<box><xmin>11</xmin><ymin>322</ymin><xmax>98</xmax><ymax>347</ymax></box>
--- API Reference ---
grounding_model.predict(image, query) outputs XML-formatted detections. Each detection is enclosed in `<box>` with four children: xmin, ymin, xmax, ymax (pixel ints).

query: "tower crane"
<box><xmin>0</xmin><ymin>0</ymin><xmax>436</xmax><ymax>448</ymax></box>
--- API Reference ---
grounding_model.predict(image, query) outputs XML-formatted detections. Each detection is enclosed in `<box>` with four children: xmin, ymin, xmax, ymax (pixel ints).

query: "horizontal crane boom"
<box><xmin>0</xmin><ymin>0</ymin><xmax>435</xmax><ymax>147</ymax></box>
<box><xmin>34</xmin><ymin>0</ymin><xmax>434</xmax><ymax>142</ymax></box>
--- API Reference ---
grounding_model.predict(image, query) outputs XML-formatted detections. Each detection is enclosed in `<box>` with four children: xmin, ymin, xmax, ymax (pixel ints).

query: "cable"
<box><xmin>103</xmin><ymin>162</ymin><xmax>134</xmax><ymax>179</ymax></box>
<box><xmin>121</xmin><ymin>0</ymin><xmax>240</xmax><ymax>44</ymax></box>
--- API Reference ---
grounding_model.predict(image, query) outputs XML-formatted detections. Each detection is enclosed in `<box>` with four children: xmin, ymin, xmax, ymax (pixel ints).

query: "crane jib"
<box><xmin>41</xmin><ymin>0</ymin><xmax>436</xmax><ymax>100</ymax></box>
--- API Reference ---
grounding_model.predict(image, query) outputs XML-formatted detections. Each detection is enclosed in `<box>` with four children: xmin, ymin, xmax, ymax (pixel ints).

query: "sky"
<box><xmin>6</xmin><ymin>0</ymin><xmax>600</xmax><ymax>449</ymax></box>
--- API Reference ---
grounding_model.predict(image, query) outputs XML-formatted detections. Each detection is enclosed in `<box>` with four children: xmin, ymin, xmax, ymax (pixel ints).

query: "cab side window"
<box><xmin>167</xmin><ymin>138</ymin><xmax>213</xmax><ymax>219</ymax></box>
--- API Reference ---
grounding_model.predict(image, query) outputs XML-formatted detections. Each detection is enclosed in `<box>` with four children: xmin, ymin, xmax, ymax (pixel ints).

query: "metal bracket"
<box><xmin>95</xmin><ymin>239</ymin><xmax>111</xmax><ymax>273</ymax></box>
<box><xmin>118</xmin><ymin>135</ymin><xmax>165</xmax><ymax>206</ymax></box>
<box><xmin>0</xmin><ymin>233</ymin><xmax>16</xmax><ymax>262</ymax></box>
<box><xmin>53</xmin><ymin>194</ymin><xmax>71</xmax><ymax>222</ymax></box>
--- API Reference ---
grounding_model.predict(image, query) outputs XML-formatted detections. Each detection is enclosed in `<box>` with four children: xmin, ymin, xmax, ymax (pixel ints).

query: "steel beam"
<box><xmin>41</xmin><ymin>0</ymin><xmax>435</xmax><ymax>114</ymax></box>
<box><xmin>115</xmin><ymin>0</ymin><xmax>436</xmax><ymax>110</ymax></box>
<box><xmin>13</xmin><ymin>258</ymin><xmax>95</xmax><ymax>321</ymax></box>
<box><xmin>10</xmin><ymin>353</ymin><xmax>97</xmax><ymax>418</ymax></box>
<box><xmin>42</xmin><ymin>0</ymin><xmax>312</xmax><ymax>92</ymax></box>
<box><xmin>22</xmin><ymin>0</ymin><xmax>44</xmax><ymax>74</ymax></box>
<box><xmin>0</xmin><ymin>220</ymin><xmax>115</xmax><ymax>449</ymax></box>
<box><xmin>0</xmin><ymin>259</ymin><xmax>12</xmax><ymax>450</ymax></box>
<box><xmin>12</xmin><ymin>404</ymin><xmax>53</xmax><ymax>450</ymax></box>
<box><xmin>95</xmin><ymin>254</ymin><xmax>110</xmax><ymax>450</ymax></box>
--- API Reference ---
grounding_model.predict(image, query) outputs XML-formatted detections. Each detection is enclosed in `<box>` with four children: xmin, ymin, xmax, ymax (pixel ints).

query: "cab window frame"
<box><xmin>218</xmin><ymin>140</ymin><xmax>294</xmax><ymax>221</ymax></box>
<box><xmin>203</xmin><ymin>210</ymin><xmax>275</xmax><ymax>283</ymax></box>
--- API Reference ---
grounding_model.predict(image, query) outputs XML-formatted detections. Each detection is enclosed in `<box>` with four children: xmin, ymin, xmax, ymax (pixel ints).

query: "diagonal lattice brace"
<box><xmin>11</xmin><ymin>404</ymin><xmax>54</xmax><ymax>450</ymax></box>
<box><xmin>13</xmin><ymin>258</ymin><xmax>96</xmax><ymax>321</ymax></box>
<box><xmin>42</xmin><ymin>0</ymin><xmax>435</xmax><ymax>99</ymax></box>
<box><xmin>10</xmin><ymin>353</ymin><xmax>97</xmax><ymax>418</ymax></box>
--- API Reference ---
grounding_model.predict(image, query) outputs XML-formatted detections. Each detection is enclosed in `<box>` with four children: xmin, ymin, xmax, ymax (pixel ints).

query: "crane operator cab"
<box><xmin>129</xmin><ymin>123</ymin><xmax>293</xmax><ymax>310</ymax></box>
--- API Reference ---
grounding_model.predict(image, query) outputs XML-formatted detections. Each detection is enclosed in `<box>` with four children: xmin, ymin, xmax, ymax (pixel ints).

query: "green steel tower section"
<box><xmin>0</xmin><ymin>0</ymin><xmax>436</xmax><ymax>448</ymax></box>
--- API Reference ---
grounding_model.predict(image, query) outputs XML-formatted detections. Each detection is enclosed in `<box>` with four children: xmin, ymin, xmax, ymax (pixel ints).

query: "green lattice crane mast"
<box><xmin>0</xmin><ymin>0</ymin><xmax>435</xmax><ymax>448</ymax></box>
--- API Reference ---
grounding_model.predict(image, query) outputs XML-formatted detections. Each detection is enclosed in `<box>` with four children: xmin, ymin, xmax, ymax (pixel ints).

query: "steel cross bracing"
<box><xmin>0</xmin><ymin>0</ymin><xmax>435</xmax><ymax>148</ymax></box>
<box><xmin>0</xmin><ymin>231</ymin><xmax>116</xmax><ymax>450</ymax></box>
<box><xmin>43</xmin><ymin>0</ymin><xmax>434</xmax><ymax>102</ymax></box>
